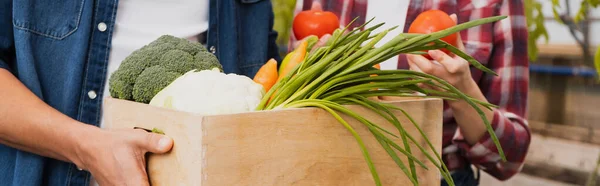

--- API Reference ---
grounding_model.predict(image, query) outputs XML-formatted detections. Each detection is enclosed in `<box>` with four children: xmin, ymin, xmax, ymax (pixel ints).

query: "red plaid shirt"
<box><xmin>294</xmin><ymin>0</ymin><xmax>530</xmax><ymax>181</ymax></box>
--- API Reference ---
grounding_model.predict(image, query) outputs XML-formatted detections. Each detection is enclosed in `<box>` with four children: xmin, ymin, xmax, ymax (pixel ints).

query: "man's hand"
<box><xmin>0</xmin><ymin>68</ymin><xmax>173</xmax><ymax>186</ymax></box>
<box><xmin>75</xmin><ymin>127</ymin><xmax>173</xmax><ymax>186</ymax></box>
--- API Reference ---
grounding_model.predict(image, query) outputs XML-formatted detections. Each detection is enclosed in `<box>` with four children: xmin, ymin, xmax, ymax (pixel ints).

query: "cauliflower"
<box><xmin>109</xmin><ymin>35</ymin><xmax>223</xmax><ymax>103</ymax></box>
<box><xmin>149</xmin><ymin>69</ymin><xmax>265</xmax><ymax>115</ymax></box>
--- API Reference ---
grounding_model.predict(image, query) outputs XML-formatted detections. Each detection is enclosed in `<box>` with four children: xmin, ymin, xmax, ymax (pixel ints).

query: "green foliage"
<box><xmin>596</xmin><ymin>47</ymin><xmax>600</xmax><ymax>80</ymax></box>
<box><xmin>552</xmin><ymin>0</ymin><xmax>564</xmax><ymax>24</ymax></box>
<box><xmin>527</xmin><ymin>0</ymin><xmax>600</xmax><ymax>79</ymax></box>
<box><xmin>525</xmin><ymin>0</ymin><xmax>550</xmax><ymax>62</ymax></box>
<box><xmin>575</xmin><ymin>0</ymin><xmax>600</xmax><ymax>23</ymax></box>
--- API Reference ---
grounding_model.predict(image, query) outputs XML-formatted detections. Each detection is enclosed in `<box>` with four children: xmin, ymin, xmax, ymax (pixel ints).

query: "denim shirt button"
<box><xmin>87</xmin><ymin>90</ymin><xmax>97</xmax><ymax>99</ymax></box>
<box><xmin>97</xmin><ymin>22</ymin><xmax>107</xmax><ymax>32</ymax></box>
<box><xmin>209</xmin><ymin>46</ymin><xmax>216</xmax><ymax>54</ymax></box>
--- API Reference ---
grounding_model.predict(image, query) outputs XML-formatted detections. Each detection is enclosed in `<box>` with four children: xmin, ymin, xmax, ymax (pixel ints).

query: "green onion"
<box><xmin>256</xmin><ymin>15</ymin><xmax>508</xmax><ymax>186</ymax></box>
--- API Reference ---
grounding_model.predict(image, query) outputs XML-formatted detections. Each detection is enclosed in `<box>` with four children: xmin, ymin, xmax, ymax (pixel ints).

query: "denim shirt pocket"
<box><xmin>12</xmin><ymin>0</ymin><xmax>85</xmax><ymax>40</ymax></box>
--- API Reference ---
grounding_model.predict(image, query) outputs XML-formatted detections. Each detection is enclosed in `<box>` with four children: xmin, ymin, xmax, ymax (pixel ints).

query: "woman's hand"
<box><xmin>291</xmin><ymin>2</ymin><xmax>333</xmax><ymax>51</ymax></box>
<box><xmin>74</xmin><ymin>127</ymin><xmax>173</xmax><ymax>186</ymax></box>
<box><xmin>406</xmin><ymin>14</ymin><xmax>494</xmax><ymax>144</ymax></box>
<box><xmin>405</xmin><ymin>15</ymin><xmax>475</xmax><ymax>92</ymax></box>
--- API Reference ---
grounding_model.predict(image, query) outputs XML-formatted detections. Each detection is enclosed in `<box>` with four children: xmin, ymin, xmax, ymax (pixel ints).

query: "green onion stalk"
<box><xmin>255</xmin><ymin>15</ymin><xmax>508</xmax><ymax>186</ymax></box>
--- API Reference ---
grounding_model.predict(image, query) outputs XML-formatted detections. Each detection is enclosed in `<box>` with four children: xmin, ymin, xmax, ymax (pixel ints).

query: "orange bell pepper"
<box><xmin>253</xmin><ymin>58</ymin><xmax>278</xmax><ymax>92</ymax></box>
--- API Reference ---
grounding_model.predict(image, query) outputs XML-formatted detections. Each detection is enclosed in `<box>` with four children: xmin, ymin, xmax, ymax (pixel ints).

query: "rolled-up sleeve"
<box><xmin>453</xmin><ymin>110</ymin><xmax>530</xmax><ymax>180</ymax></box>
<box><xmin>452</xmin><ymin>0</ymin><xmax>531</xmax><ymax>181</ymax></box>
<box><xmin>453</xmin><ymin>0</ymin><xmax>531</xmax><ymax>180</ymax></box>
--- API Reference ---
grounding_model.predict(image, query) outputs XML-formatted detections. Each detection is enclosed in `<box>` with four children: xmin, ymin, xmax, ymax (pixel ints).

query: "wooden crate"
<box><xmin>103</xmin><ymin>97</ymin><xmax>443</xmax><ymax>186</ymax></box>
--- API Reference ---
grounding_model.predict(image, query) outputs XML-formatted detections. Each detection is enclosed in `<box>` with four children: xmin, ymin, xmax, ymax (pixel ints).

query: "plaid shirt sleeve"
<box><xmin>449</xmin><ymin>0</ymin><xmax>531</xmax><ymax>181</ymax></box>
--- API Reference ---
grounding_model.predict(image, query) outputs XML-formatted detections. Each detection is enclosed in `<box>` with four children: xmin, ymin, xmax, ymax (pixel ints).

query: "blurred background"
<box><xmin>482</xmin><ymin>0</ymin><xmax>600</xmax><ymax>185</ymax></box>
<box><xmin>272</xmin><ymin>0</ymin><xmax>600</xmax><ymax>185</ymax></box>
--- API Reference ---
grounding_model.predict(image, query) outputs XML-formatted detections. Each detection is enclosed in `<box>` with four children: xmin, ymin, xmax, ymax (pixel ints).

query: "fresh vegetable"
<box><xmin>109</xmin><ymin>35</ymin><xmax>223</xmax><ymax>103</ymax></box>
<box><xmin>113</xmin><ymin>15</ymin><xmax>506</xmax><ymax>186</ymax></box>
<box><xmin>293</xmin><ymin>7</ymin><xmax>340</xmax><ymax>39</ymax></box>
<box><xmin>278</xmin><ymin>40</ymin><xmax>308</xmax><ymax>81</ymax></box>
<box><xmin>150</xmin><ymin>69</ymin><xmax>264</xmax><ymax>115</ymax></box>
<box><xmin>253</xmin><ymin>58</ymin><xmax>279</xmax><ymax>92</ymax></box>
<box><xmin>256</xmin><ymin>16</ymin><xmax>506</xmax><ymax>186</ymax></box>
<box><xmin>279</xmin><ymin>51</ymin><xmax>294</xmax><ymax>75</ymax></box>
<box><xmin>408</xmin><ymin>10</ymin><xmax>458</xmax><ymax>59</ymax></box>
<box><xmin>303</xmin><ymin>35</ymin><xmax>320</xmax><ymax>51</ymax></box>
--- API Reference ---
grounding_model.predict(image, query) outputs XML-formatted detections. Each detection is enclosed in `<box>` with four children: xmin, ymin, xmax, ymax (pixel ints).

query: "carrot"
<box><xmin>373</xmin><ymin>64</ymin><xmax>380</xmax><ymax>70</ymax></box>
<box><xmin>278</xmin><ymin>40</ymin><xmax>308</xmax><ymax>81</ymax></box>
<box><xmin>253</xmin><ymin>58</ymin><xmax>278</xmax><ymax>92</ymax></box>
<box><xmin>370</xmin><ymin>64</ymin><xmax>381</xmax><ymax>77</ymax></box>
<box><xmin>370</xmin><ymin>64</ymin><xmax>381</xmax><ymax>92</ymax></box>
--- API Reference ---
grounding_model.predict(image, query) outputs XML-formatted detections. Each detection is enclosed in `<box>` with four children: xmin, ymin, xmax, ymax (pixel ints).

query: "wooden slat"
<box><xmin>480</xmin><ymin>134</ymin><xmax>600</xmax><ymax>185</ymax></box>
<box><xmin>526</xmin><ymin>134</ymin><xmax>600</xmax><ymax>172</ymax></box>
<box><xmin>530</xmin><ymin>120</ymin><xmax>600</xmax><ymax>145</ymax></box>
<box><xmin>537</xmin><ymin>43</ymin><xmax>597</xmax><ymax>57</ymax></box>
<box><xmin>512</xmin><ymin>134</ymin><xmax>600</xmax><ymax>185</ymax></box>
<box><xmin>480</xmin><ymin>173</ymin><xmax>576</xmax><ymax>186</ymax></box>
<box><xmin>521</xmin><ymin>160</ymin><xmax>599</xmax><ymax>186</ymax></box>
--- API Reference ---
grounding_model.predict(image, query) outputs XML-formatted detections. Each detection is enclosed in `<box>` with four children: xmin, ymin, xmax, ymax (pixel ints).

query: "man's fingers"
<box><xmin>134</xmin><ymin>130</ymin><xmax>173</xmax><ymax>154</ymax></box>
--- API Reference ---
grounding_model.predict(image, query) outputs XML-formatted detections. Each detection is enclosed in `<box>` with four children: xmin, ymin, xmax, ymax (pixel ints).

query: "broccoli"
<box><xmin>109</xmin><ymin>35</ymin><xmax>222</xmax><ymax>103</ymax></box>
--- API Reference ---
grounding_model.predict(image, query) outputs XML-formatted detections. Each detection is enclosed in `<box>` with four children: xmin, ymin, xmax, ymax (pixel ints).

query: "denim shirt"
<box><xmin>0</xmin><ymin>0</ymin><xmax>280</xmax><ymax>185</ymax></box>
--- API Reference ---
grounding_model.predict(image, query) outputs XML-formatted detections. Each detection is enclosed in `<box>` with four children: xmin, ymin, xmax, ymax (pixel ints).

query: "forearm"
<box><xmin>448</xmin><ymin>79</ymin><xmax>494</xmax><ymax>145</ymax></box>
<box><xmin>449</xmin><ymin>78</ymin><xmax>531</xmax><ymax>179</ymax></box>
<box><xmin>0</xmin><ymin>69</ymin><xmax>96</xmax><ymax>167</ymax></box>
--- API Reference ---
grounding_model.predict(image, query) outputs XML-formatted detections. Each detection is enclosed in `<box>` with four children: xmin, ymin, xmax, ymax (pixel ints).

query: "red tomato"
<box><xmin>408</xmin><ymin>10</ymin><xmax>458</xmax><ymax>59</ymax></box>
<box><xmin>293</xmin><ymin>9</ymin><xmax>340</xmax><ymax>39</ymax></box>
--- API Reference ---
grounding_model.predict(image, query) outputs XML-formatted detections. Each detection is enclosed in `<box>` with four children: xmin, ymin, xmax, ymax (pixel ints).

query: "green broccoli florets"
<box><xmin>108</xmin><ymin>35</ymin><xmax>223</xmax><ymax>103</ymax></box>
<box><xmin>194</xmin><ymin>50</ymin><xmax>222</xmax><ymax>71</ymax></box>
<box><xmin>132</xmin><ymin>66</ymin><xmax>181</xmax><ymax>103</ymax></box>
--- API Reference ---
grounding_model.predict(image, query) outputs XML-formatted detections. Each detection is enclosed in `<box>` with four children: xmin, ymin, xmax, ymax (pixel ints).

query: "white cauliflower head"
<box><xmin>149</xmin><ymin>69</ymin><xmax>265</xmax><ymax>115</ymax></box>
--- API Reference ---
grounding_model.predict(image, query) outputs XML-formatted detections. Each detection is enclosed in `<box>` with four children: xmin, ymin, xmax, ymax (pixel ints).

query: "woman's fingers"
<box><xmin>449</xmin><ymin>14</ymin><xmax>466</xmax><ymax>51</ymax></box>
<box><xmin>407</xmin><ymin>54</ymin><xmax>434</xmax><ymax>74</ymax></box>
<box><xmin>428</xmin><ymin>50</ymin><xmax>463</xmax><ymax>74</ymax></box>
<box><xmin>311</xmin><ymin>1</ymin><xmax>323</xmax><ymax>11</ymax></box>
<box><xmin>314</xmin><ymin>34</ymin><xmax>331</xmax><ymax>49</ymax></box>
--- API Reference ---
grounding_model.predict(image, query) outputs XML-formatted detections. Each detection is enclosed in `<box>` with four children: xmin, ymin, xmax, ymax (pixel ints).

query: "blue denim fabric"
<box><xmin>0</xmin><ymin>0</ymin><xmax>279</xmax><ymax>185</ymax></box>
